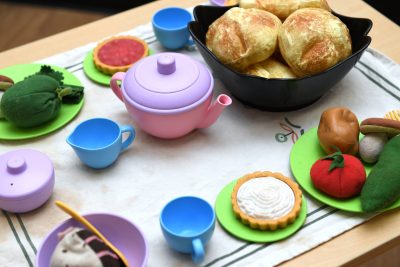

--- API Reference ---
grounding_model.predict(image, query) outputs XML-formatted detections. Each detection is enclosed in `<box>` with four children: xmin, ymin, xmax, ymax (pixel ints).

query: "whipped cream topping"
<box><xmin>237</xmin><ymin>177</ymin><xmax>295</xmax><ymax>220</ymax></box>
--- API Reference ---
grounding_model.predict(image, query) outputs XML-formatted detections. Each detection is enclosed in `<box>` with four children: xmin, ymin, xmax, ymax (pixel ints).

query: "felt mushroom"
<box><xmin>359</xmin><ymin>133</ymin><xmax>388</xmax><ymax>164</ymax></box>
<box><xmin>360</xmin><ymin>118</ymin><xmax>400</xmax><ymax>138</ymax></box>
<box><xmin>359</xmin><ymin>118</ymin><xmax>400</xmax><ymax>163</ymax></box>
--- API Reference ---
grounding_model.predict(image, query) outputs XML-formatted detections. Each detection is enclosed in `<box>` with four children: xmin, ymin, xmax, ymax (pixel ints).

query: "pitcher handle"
<box><xmin>120</xmin><ymin>125</ymin><xmax>136</xmax><ymax>152</ymax></box>
<box><xmin>110</xmin><ymin>72</ymin><xmax>126</xmax><ymax>102</ymax></box>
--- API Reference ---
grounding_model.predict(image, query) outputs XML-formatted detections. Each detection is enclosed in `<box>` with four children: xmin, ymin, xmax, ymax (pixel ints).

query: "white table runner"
<box><xmin>1</xmin><ymin>10</ymin><xmax>400</xmax><ymax>267</ymax></box>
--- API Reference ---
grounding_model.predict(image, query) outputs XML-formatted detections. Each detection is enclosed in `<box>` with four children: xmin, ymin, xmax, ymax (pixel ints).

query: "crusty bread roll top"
<box><xmin>278</xmin><ymin>8</ymin><xmax>352</xmax><ymax>77</ymax></box>
<box><xmin>240</xmin><ymin>0</ymin><xmax>330</xmax><ymax>20</ymax></box>
<box><xmin>206</xmin><ymin>7</ymin><xmax>281</xmax><ymax>71</ymax></box>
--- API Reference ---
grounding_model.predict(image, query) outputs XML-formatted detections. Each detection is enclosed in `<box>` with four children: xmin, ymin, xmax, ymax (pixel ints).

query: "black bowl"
<box><xmin>189</xmin><ymin>5</ymin><xmax>372</xmax><ymax>111</ymax></box>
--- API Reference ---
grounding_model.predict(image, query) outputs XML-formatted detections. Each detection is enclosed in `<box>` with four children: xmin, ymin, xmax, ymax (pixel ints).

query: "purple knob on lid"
<box><xmin>7</xmin><ymin>156</ymin><xmax>26</xmax><ymax>174</ymax></box>
<box><xmin>157</xmin><ymin>55</ymin><xmax>176</xmax><ymax>75</ymax></box>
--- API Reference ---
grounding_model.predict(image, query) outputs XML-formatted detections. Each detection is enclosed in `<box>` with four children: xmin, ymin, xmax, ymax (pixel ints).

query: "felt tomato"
<box><xmin>310</xmin><ymin>151</ymin><xmax>366</xmax><ymax>198</ymax></box>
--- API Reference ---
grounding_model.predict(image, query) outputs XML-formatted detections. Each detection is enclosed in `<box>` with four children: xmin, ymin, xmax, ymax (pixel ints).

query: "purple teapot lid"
<box><xmin>122</xmin><ymin>52</ymin><xmax>213</xmax><ymax>111</ymax></box>
<box><xmin>0</xmin><ymin>149</ymin><xmax>54</xmax><ymax>201</ymax></box>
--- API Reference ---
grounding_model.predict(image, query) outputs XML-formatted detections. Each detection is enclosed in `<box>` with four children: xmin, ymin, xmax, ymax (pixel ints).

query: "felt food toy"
<box><xmin>50</xmin><ymin>227</ymin><xmax>124</xmax><ymax>267</ymax></box>
<box><xmin>278</xmin><ymin>8</ymin><xmax>352</xmax><ymax>77</ymax></box>
<box><xmin>361</xmin><ymin>135</ymin><xmax>400</xmax><ymax>212</ymax></box>
<box><xmin>360</xmin><ymin>118</ymin><xmax>400</xmax><ymax>138</ymax></box>
<box><xmin>0</xmin><ymin>66</ymin><xmax>84</xmax><ymax>128</ymax></box>
<box><xmin>240</xmin><ymin>0</ymin><xmax>330</xmax><ymax>20</ymax></box>
<box><xmin>0</xmin><ymin>75</ymin><xmax>14</xmax><ymax>91</ymax></box>
<box><xmin>359</xmin><ymin>133</ymin><xmax>388</xmax><ymax>164</ymax></box>
<box><xmin>244</xmin><ymin>57</ymin><xmax>297</xmax><ymax>79</ymax></box>
<box><xmin>206</xmin><ymin>7</ymin><xmax>282</xmax><ymax>71</ymax></box>
<box><xmin>359</xmin><ymin>116</ymin><xmax>400</xmax><ymax>163</ymax></box>
<box><xmin>231</xmin><ymin>171</ymin><xmax>302</xmax><ymax>230</ymax></box>
<box><xmin>384</xmin><ymin>110</ymin><xmax>400</xmax><ymax>121</ymax></box>
<box><xmin>93</xmin><ymin>36</ymin><xmax>149</xmax><ymax>75</ymax></box>
<box><xmin>317</xmin><ymin>107</ymin><xmax>360</xmax><ymax>155</ymax></box>
<box><xmin>310</xmin><ymin>151</ymin><xmax>366</xmax><ymax>198</ymax></box>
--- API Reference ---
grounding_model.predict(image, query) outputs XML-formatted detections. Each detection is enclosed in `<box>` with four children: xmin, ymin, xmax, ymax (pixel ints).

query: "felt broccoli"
<box><xmin>0</xmin><ymin>65</ymin><xmax>84</xmax><ymax>128</ymax></box>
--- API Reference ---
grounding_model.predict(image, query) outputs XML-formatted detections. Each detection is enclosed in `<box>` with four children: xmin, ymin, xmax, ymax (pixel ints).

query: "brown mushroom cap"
<box><xmin>360</xmin><ymin>118</ymin><xmax>400</xmax><ymax>137</ymax></box>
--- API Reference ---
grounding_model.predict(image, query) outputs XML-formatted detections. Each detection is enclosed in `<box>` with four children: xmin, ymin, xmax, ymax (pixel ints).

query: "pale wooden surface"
<box><xmin>1</xmin><ymin>0</ymin><xmax>400</xmax><ymax>266</ymax></box>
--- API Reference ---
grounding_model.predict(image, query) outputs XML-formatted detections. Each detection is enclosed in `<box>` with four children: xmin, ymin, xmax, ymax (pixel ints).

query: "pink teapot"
<box><xmin>110</xmin><ymin>52</ymin><xmax>232</xmax><ymax>139</ymax></box>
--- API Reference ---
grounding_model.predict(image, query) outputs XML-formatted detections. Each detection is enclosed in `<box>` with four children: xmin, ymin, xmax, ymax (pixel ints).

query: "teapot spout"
<box><xmin>198</xmin><ymin>94</ymin><xmax>232</xmax><ymax>129</ymax></box>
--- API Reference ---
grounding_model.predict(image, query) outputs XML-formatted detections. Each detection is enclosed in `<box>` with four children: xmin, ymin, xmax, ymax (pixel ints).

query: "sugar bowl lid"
<box><xmin>0</xmin><ymin>149</ymin><xmax>54</xmax><ymax>201</ymax></box>
<box><xmin>122</xmin><ymin>52</ymin><xmax>213</xmax><ymax>111</ymax></box>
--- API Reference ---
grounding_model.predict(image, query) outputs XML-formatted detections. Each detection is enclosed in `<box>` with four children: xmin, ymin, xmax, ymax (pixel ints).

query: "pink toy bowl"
<box><xmin>0</xmin><ymin>149</ymin><xmax>55</xmax><ymax>213</ymax></box>
<box><xmin>110</xmin><ymin>52</ymin><xmax>232</xmax><ymax>139</ymax></box>
<box><xmin>36</xmin><ymin>213</ymin><xmax>148</xmax><ymax>267</ymax></box>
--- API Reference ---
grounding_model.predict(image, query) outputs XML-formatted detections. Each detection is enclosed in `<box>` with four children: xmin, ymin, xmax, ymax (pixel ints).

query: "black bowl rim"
<box><xmin>189</xmin><ymin>5</ymin><xmax>373</xmax><ymax>82</ymax></box>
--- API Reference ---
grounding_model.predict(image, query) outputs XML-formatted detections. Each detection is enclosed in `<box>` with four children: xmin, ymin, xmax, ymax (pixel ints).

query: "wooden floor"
<box><xmin>0</xmin><ymin>1</ymin><xmax>110</xmax><ymax>52</ymax></box>
<box><xmin>1</xmin><ymin>1</ymin><xmax>400</xmax><ymax>267</ymax></box>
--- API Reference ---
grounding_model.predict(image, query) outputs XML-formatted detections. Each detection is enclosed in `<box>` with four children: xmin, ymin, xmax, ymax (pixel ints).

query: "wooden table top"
<box><xmin>1</xmin><ymin>0</ymin><xmax>400</xmax><ymax>266</ymax></box>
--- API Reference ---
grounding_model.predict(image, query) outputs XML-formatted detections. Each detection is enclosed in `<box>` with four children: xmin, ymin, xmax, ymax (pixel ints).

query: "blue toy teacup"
<box><xmin>152</xmin><ymin>7</ymin><xmax>194</xmax><ymax>50</ymax></box>
<box><xmin>160</xmin><ymin>196</ymin><xmax>215</xmax><ymax>263</ymax></box>
<box><xmin>67</xmin><ymin>118</ymin><xmax>135</xmax><ymax>169</ymax></box>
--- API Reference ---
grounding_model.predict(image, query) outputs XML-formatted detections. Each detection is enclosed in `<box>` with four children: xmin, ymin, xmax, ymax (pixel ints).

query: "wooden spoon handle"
<box><xmin>55</xmin><ymin>200</ymin><xmax>130</xmax><ymax>267</ymax></box>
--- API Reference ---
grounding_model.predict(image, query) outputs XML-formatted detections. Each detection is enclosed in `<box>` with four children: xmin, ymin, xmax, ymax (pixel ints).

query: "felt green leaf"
<box><xmin>35</xmin><ymin>65</ymin><xmax>64</xmax><ymax>84</ymax></box>
<box><xmin>322</xmin><ymin>150</ymin><xmax>345</xmax><ymax>172</ymax></box>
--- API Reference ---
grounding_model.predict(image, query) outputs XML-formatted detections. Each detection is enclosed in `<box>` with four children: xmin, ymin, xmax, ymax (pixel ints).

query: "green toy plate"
<box><xmin>0</xmin><ymin>64</ymin><xmax>84</xmax><ymax>140</ymax></box>
<box><xmin>83</xmin><ymin>49</ymin><xmax>154</xmax><ymax>86</ymax></box>
<box><xmin>290</xmin><ymin>127</ymin><xmax>400</xmax><ymax>213</ymax></box>
<box><xmin>215</xmin><ymin>180</ymin><xmax>307</xmax><ymax>243</ymax></box>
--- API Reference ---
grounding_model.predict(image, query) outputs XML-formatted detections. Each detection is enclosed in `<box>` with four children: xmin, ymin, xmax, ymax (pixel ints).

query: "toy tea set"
<box><xmin>1</xmin><ymin>2</ymin><xmax>399</xmax><ymax>267</ymax></box>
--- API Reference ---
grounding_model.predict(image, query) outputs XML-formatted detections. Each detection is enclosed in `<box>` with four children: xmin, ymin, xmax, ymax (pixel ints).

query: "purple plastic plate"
<box><xmin>209</xmin><ymin>0</ymin><xmax>237</xmax><ymax>6</ymax></box>
<box><xmin>36</xmin><ymin>213</ymin><xmax>148</xmax><ymax>267</ymax></box>
<box><xmin>209</xmin><ymin>0</ymin><xmax>226</xmax><ymax>6</ymax></box>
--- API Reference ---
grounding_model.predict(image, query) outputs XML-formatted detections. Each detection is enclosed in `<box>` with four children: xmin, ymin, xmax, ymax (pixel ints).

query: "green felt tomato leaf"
<box><xmin>322</xmin><ymin>150</ymin><xmax>345</xmax><ymax>172</ymax></box>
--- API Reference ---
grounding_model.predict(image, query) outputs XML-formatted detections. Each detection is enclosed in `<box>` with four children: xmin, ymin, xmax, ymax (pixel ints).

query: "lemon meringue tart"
<box><xmin>231</xmin><ymin>171</ymin><xmax>302</xmax><ymax>230</ymax></box>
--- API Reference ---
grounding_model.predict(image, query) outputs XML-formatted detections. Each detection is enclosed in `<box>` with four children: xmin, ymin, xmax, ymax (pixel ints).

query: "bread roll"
<box><xmin>206</xmin><ymin>7</ymin><xmax>281</xmax><ymax>71</ymax></box>
<box><xmin>239</xmin><ymin>0</ymin><xmax>330</xmax><ymax>20</ymax></box>
<box><xmin>244</xmin><ymin>57</ymin><xmax>297</xmax><ymax>79</ymax></box>
<box><xmin>278</xmin><ymin>8</ymin><xmax>352</xmax><ymax>77</ymax></box>
<box><xmin>278</xmin><ymin>8</ymin><xmax>351</xmax><ymax>77</ymax></box>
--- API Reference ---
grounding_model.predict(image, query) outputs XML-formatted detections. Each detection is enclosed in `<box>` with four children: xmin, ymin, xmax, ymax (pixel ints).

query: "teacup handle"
<box><xmin>110</xmin><ymin>72</ymin><xmax>126</xmax><ymax>102</ymax></box>
<box><xmin>120</xmin><ymin>125</ymin><xmax>136</xmax><ymax>152</ymax></box>
<box><xmin>191</xmin><ymin>238</ymin><xmax>205</xmax><ymax>264</ymax></box>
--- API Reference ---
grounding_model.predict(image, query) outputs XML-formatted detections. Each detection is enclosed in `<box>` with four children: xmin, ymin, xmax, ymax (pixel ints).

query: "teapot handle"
<box><xmin>110</xmin><ymin>72</ymin><xmax>126</xmax><ymax>102</ymax></box>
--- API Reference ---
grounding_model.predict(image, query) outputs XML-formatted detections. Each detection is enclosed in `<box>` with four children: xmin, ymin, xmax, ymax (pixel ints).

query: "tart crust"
<box><xmin>231</xmin><ymin>171</ymin><xmax>302</xmax><ymax>230</ymax></box>
<box><xmin>93</xmin><ymin>36</ymin><xmax>148</xmax><ymax>75</ymax></box>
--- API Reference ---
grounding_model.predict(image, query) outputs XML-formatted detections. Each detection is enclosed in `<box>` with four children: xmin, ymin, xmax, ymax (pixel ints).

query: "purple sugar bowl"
<box><xmin>0</xmin><ymin>149</ymin><xmax>55</xmax><ymax>213</ymax></box>
<box><xmin>36</xmin><ymin>213</ymin><xmax>148</xmax><ymax>267</ymax></box>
